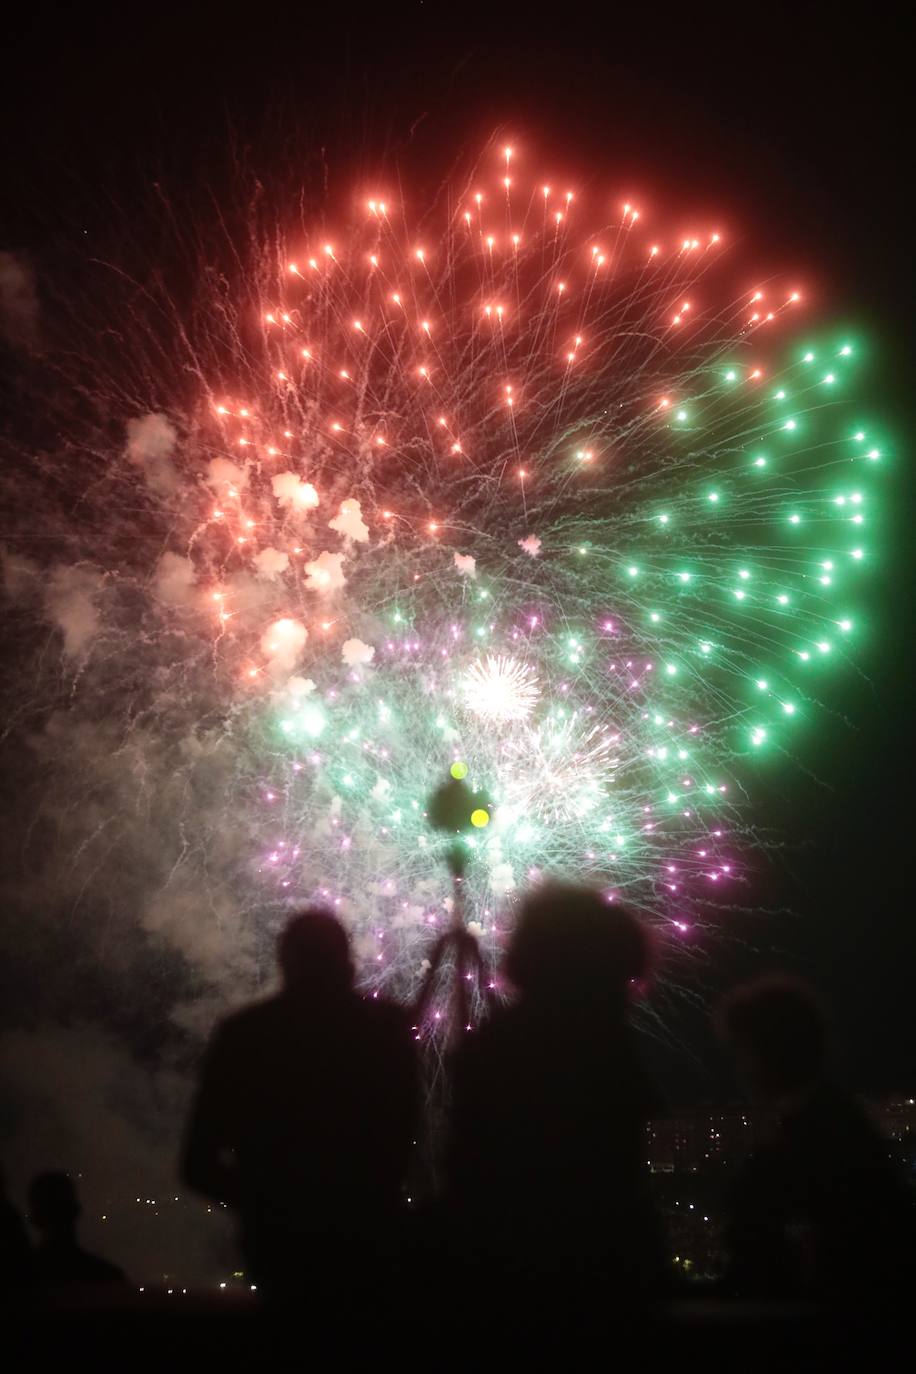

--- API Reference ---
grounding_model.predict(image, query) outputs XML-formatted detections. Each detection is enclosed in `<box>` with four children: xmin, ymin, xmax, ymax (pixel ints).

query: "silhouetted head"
<box><xmin>28</xmin><ymin>1171</ymin><xmax>80</xmax><ymax>1239</ymax></box>
<box><xmin>277</xmin><ymin>907</ymin><xmax>354</xmax><ymax>997</ymax></box>
<box><xmin>719</xmin><ymin>975</ymin><xmax>828</xmax><ymax>1101</ymax></box>
<box><xmin>504</xmin><ymin>883</ymin><xmax>650</xmax><ymax>1011</ymax></box>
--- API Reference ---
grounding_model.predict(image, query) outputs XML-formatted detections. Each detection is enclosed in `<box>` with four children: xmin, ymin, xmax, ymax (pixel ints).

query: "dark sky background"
<box><xmin>2</xmin><ymin>2</ymin><xmax>913</xmax><ymax>1103</ymax></box>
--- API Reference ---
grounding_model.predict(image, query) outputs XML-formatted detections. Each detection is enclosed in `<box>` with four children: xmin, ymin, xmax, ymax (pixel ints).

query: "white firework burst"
<box><xmin>502</xmin><ymin>713</ymin><xmax>620</xmax><ymax>823</ymax></box>
<box><xmin>462</xmin><ymin>655</ymin><xmax>541</xmax><ymax>724</ymax></box>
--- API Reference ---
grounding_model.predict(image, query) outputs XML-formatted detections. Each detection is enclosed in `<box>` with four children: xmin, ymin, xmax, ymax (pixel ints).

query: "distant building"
<box><xmin>646</xmin><ymin>1105</ymin><xmax>775</xmax><ymax>1175</ymax></box>
<box><xmin>647</xmin><ymin>1095</ymin><xmax>915</xmax><ymax>1177</ymax></box>
<box><xmin>869</xmin><ymin>1095</ymin><xmax>916</xmax><ymax>1142</ymax></box>
<box><xmin>646</xmin><ymin>1095</ymin><xmax>915</xmax><ymax>1279</ymax></box>
<box><xmin>869</xmin><ymin>1096</ymin><xmax>916</xmax><ymax>1182</ymax></box>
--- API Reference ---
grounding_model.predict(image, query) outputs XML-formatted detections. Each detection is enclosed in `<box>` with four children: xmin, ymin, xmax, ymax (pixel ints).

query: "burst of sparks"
<box><xmin>3</xmin><ymin>142</ymin><xmax>889</xmax><ymax>1022</ymax></box>
<box><xmin>462</xmin><ymin>655</ymin><xmax>541</xmax><ymax>723</ymax></box>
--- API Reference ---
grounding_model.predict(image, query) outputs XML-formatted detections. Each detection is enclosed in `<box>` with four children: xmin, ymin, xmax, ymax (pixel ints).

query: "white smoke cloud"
<box><xmin>272</xmin><ymin>471</ymin><xmax>319</xmax><ymax>511</ymax></box>
<box><xmin>253</xmin><ymin>546</ymin><xmax>289</xmax><ymax>580</ymax></box>
<box><xmin>329</xmin><ymin>497</ymin><xmax>369</xmax><ymax>543</ymax></box>
<box><xmin>260</xmin><ymin>617</ymin><xmax>308</xmax><ymax>674</ymax></box>
<box><xmin>0</xmin><ymin>250</ymin><xmax>40</xmax><ymax>350</ymax></box>
<box><xmin>453</xmin><ymin>552</ymin><xmax>477</xmax><ymax>579</ymax></box>
<box><xmin>154</xmin><ymin>552</ymin><xmax>196</xmax><ymax>606</ymax></box>
<box><xmin>371</xmin><ymin>776</ymin><xmax>391</xmax><ymax>800</ymax></box>
<box><xmin>518</xmin><ymin>534</ymin><xmax>542</xmax><ymax>557</ymax></box>
<box><xmin>285</xmin><ymin>675</ymin><xmax>317</xmax><ymax>698</ymax></box>
<box><xmin>0</xmin><ymin>715</ymin><xmax>261</xmax><ymax>1284</ymax></box>
<box><xmin>143</xmin><ymin>880</ymin><xmax>256</xmax><ymax>979</ymax></box>
<box><xmin>303</xmin><ymin>550</ymin><xmax>346</xmax><ymax>593</ymax></box>
<box><xmin>341</xmin><ymin>637</ymin><xmax>375</xmax><ymax>668</ymax></box>
<box><xmin>46</xmin><ymin>566</ymin><xmax>101</xmax><ymax>657</ymax></box>
<box><xmin>8</xmin><ymin>714</ymin><xmax>263</xmax><ymax>1002</ymax></box>
<box><xmin>206</xmin><ymin>457</ymin><xmax>248</xmax><ymax>494</ymax></box>
<box><xmin>126</xmin><ymin>414</ymin><xmax>180</xmax><ymax>496</ymax></box>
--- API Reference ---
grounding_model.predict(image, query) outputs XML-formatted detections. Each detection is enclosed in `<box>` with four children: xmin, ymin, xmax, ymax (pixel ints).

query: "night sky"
<box><xmin>2</xmin><ymin>0</ymin><xmax>913</xmax><ymax>1116</ymax></box>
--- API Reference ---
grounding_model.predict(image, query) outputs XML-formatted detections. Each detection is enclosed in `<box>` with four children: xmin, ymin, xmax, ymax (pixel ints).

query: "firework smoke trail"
<box><xmin>0</xmin><ymin>144</ymin><xmax>886</xmax><ymax>1030</ymax></box>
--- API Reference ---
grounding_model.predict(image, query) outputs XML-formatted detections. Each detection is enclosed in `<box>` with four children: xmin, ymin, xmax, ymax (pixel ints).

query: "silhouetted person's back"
<box><xmin>182</xmin><ymin>908</ymin><xmax>418</xmax><ymax>1297</ymax></box>
<box><xmin>719</xmin><ymin>976</ymin><xmax>915</xmax><ymax>1305</ymax></box>
<box><xmin>28</xmin><ymin>1172</ymin><xmax>124</xmax><ymax>1286</ymax></box>
<box><xmin>447</xmin><ymin>885</ymin><xmax>663</xmax><ymax>1301</ymax></box>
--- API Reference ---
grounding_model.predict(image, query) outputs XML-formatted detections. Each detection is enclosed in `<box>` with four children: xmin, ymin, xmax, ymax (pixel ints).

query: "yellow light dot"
<box><xmin>470</xmin><ymin>809</ymin><xmax>490</xmax><ymax>828</ymax></box>
<box><xmin>450</xmin><ymin>762</ymin><xmax>468</xmax><ymax>780</ymax></box>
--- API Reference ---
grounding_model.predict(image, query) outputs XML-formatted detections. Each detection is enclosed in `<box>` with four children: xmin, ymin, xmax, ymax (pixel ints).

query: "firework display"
<box><xmin>3</xmin><ymin>146</ymin><xmax>886</xmax><ymax>1011</ymax></box>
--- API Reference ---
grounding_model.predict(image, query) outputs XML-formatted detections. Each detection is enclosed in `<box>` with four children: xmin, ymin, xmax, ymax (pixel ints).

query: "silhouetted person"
<box><xmin>0</xmin><ymin>1168</ymin><xmax>32</xmax><ymax>1289</ymax></box>
<box><xmin>28</xmin><ymin>1172</ymin><xmax>124</xmax><ymax>1285</ymax></box>
<box><xmin>719</xmin><ymin>975</ymin><xmax>915</xmax><ymax>1305</ymax></box>
<box><xmin>182</xmin><ymin>907</ymin><xmax>418</xmax><ymax>1300</ymax></box>
<box><xmin>446</xmin><ymin>884</ymin><xmax>664</xmax><ymax>1307</ymax></box>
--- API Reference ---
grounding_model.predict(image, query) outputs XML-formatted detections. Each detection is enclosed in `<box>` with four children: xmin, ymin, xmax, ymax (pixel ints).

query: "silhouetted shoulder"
<box><xmin>213</xmin><ymin>991</ymin><xmax>410</xmax><ymax>1038</ymax></box>
<box><xmin>212</xmin><ymin>994</ymin><xmax>286</xmax><ymax>1039</ymax></box>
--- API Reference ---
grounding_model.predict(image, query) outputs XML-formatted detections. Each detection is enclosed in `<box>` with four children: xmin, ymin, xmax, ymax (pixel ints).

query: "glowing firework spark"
<box><xmin>1</xmin><ymin>143</ymin><xmax>888</xmax><ymax>1017</ymax></box>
